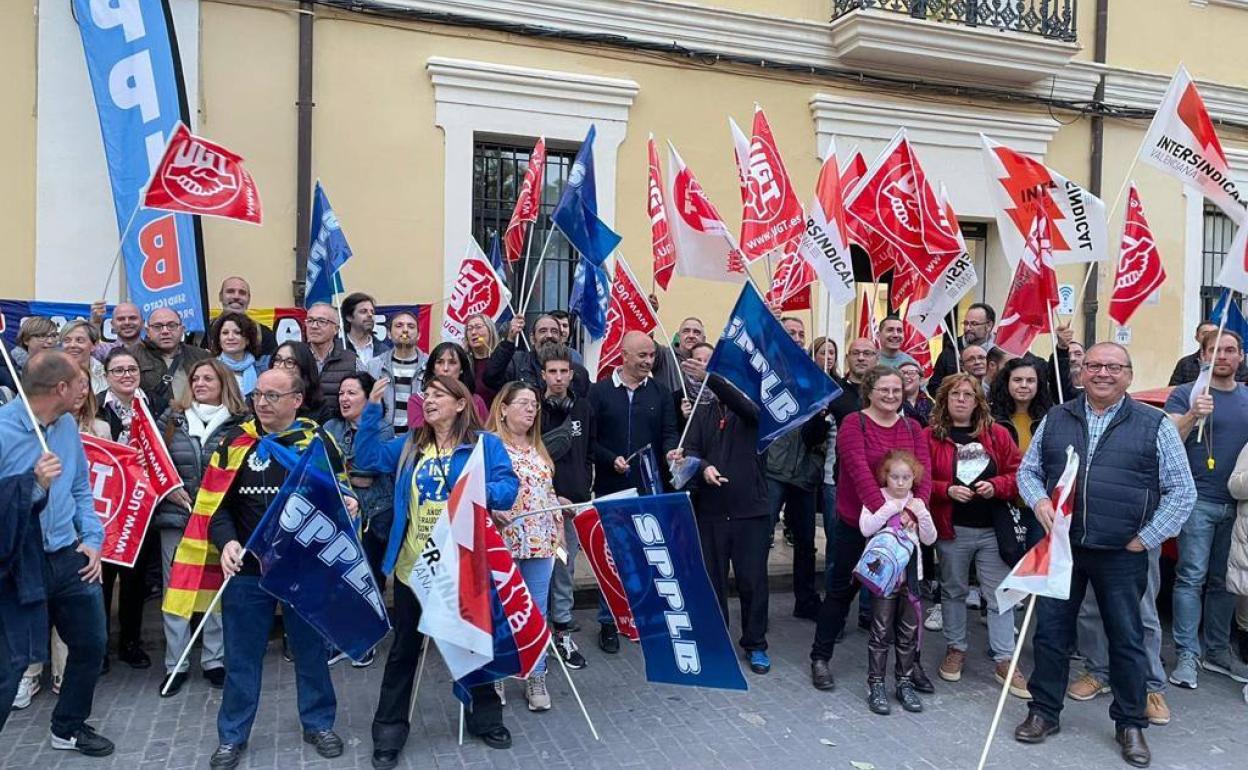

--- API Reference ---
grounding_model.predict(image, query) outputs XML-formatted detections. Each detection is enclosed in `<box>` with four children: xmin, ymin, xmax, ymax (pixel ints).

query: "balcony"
<box><xmin>829</xmin><ymin>0</ymin><xmax>1081</xmax><ymax>87</ymax></box>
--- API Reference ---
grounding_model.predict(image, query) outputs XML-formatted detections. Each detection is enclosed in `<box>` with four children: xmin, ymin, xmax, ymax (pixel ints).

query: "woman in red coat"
<box><xmin>924</xmin><ymin>373</ymin><xmax>1030</xmax><ymax>699</ymax></box>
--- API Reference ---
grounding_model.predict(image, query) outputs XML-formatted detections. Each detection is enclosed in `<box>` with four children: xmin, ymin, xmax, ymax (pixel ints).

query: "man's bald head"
<box><xmin>110</xmin><ymin>302</ymin><xmax>143</xmax><ymax>343</ymax></box>
<box><xmin>620</xmin><ymin>330</ymin><xmax>656</xmax><ymax>382</ymax></box>
<box><xmin>147</xmin><ymin>308</ymin><xmax>184</xmax><ymax>353</ymax></box>
<box><xmin>220</xmin><ymin>276</ymin><xmax>252</xmax><ymax>312</ymax></box>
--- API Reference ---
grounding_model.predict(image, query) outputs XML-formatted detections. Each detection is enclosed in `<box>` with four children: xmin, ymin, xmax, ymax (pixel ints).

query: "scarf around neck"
<box><xmin>219</xmin><ymin>352</ymin><xmax>258</xmax><ymax>394</ymax></box>
<box><xmin>186</xmin><ymin>402</ymin><xmax>231</xmax><ymax>443</ymax></box>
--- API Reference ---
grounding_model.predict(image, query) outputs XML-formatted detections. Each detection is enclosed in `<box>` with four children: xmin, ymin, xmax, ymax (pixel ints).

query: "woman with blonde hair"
<box><xmin>12</xmin><ymin>316</ymin><xmax>60</xmax><ymax>373</ymax></box>
<box><xmin>60</xmin><ymin>318</ymin><xmax>107</xmax><ymax>393</ymax></box>
<box><xmin>486</xmin><ymin>381</ymin><xmax>566</xmax><ymax>712</ymax></box>
<box><xmin>463</xmin><ymin>313</ymin><xmax>500</xmax><ymax>405</ymax></box>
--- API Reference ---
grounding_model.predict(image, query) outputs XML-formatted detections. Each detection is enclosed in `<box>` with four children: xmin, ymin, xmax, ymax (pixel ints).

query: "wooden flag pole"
<box><xmin>1049</xmin><ymin>304</ymin><xmax>1068</xmax><ymax>405</ymax></box>
<box><xmin>975</xmin><ymin>594</ymin><xmax>1038</xmax><ymax>770</ymax></box>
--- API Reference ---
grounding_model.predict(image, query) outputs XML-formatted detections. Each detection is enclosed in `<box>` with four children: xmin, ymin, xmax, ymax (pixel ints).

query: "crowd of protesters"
<box><xmin>2</xmin><ymin>279</ymin><xmax>1248</xmax><ymax>770</ymax></box>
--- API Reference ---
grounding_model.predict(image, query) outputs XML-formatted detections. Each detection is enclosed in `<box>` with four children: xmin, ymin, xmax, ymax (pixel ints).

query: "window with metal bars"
<box><xmin>471</xmin><ymin>139</ymin><xmax>579</xmax><ymax>329</ymax></box>
<box><xmin>1201</xmin><ymin>203</ymin><xmax>1238</xmax><ymax>318</ymax></box>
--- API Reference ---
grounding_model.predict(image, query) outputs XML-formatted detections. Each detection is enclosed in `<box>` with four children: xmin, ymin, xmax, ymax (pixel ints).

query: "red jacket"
<box><xmin>924</xmin><ymin>422</ymin><xmax>1021</xmax><ymax>541</ymax></box>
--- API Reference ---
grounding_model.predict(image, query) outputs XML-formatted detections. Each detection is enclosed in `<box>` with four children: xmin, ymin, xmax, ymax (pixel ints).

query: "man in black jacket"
<box><xmin>486</xmin><ymin>315</ymin><xmax>590</xmax><ymax>397</ymax></box>
<box><xmin>588</xmin><ymin>331</ymin><xmax>679</xmax><ymax>653</ymax></box>
<box><xmin>1169</xmin><ymin>320</ymin><xmax>1248</xmax><ymax>384</ymax></box>
<box><xmin>538</xmin><ymin>345</ymin><xmax>594</xmax><ymax>670</ymax></box>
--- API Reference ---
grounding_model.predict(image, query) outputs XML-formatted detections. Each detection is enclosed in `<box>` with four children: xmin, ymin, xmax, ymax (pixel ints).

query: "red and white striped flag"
<box><xmin>997</xmin><ymin>446</ymin><xmax>1079</xmax><ymax>613</ymax></box>
<box><xmin>504</xmin><ymin>138</ymin><xmax>547</xmax><ymax>263</ymax></box>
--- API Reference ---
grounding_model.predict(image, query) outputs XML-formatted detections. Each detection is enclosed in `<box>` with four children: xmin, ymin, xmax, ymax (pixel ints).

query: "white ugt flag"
<box><xmin>997</xmin><ymin>446</ymin><xmax>1080</xmax><ymax>614</ymax></box>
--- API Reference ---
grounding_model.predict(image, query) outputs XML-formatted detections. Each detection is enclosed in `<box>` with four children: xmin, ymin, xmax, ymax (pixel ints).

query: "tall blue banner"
<box><xmin>74</xmin><ymin>0</ymin><xmax>208</xmax><ymax>332</ymax></box>
<box><xmin>708</xmin><ymin>282</ymin><xmax>841</xmax><ymax>452</ymax></box>
<box><xmin>247</xmin><ymin>437</ymin><xmax>390</xmax><ymax>661</ymax></box>
<box><xmin>596</xmin><ymin>492</ymin><xmax>747</xmax><ymax>691</ymax></box>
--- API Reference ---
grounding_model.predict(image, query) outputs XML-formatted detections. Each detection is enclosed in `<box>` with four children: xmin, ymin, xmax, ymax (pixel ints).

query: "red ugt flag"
<box><xmin>647</xmin><ymin>136</ymin><xmax>676</xmax><ymax>290</ymax></box>
<box><xmin>736</xmin><ymin>106</ymin><xmax>806</xmax><ymax>263</ymax></box>
<box><xmin>128</xmin><ymin>397</ymin><xmax>184</xmax><ymax>502</ymax></box>
<box><xmin>504</xmin><ymin>138</ymin><xmax>547</xmax><ymax>263</ymax></box>
<box><xmin>82</xmin><ymin>435</ymin><xmax>159</xmax><ymax>568</ymax></box>
<box><xmin>143</xmin><ymin>123</ymin><xmax>262</xmax><ymax>224</ymax></box>
<box><xmin>595</xmin><ymin>260</ymin><xmax>659</xmax><ymax>380</ymax></box>
<box><xmin>1109</xmin><ymin>184</ymin><xmax>1167</xmax><ymax>326</ymax></box>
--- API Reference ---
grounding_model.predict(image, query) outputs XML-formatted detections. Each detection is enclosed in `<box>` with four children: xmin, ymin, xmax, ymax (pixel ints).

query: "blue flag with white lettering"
<box><xmin>707</xmin><ymin>282</ymin><xmax>841</xmax><ymax>452</ymax></box>
<box><xmin>596</xmin><ymin>492</ymin><xmax>747</xmax><ymax>691</ymax></box>
<box><xmin>245</xmin><ymin>437</ymin><xmax>389</xmax><ymax>661</ymax></box>
<box><xmin>554</xmin><ymin>127</ymin><xmax>620</xmax><ymax>339</ymax></box>
<box><xmin>304</xmin><ymin>181</ymin><xmax>354</xmax><ymax>308</ymax></box>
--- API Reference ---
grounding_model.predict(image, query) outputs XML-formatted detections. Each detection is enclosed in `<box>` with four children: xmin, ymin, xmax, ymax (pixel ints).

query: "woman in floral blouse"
<box><xmin>486</xmin><ymin>381</ymin><xmax>567</xmax><ymax>713</ymax></box>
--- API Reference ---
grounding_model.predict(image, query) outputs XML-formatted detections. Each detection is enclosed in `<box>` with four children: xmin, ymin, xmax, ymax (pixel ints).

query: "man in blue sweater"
<box><xmin>588</xmin><ymin>331</ymin><xmax>679</xmax><ymax>653</ymax></box>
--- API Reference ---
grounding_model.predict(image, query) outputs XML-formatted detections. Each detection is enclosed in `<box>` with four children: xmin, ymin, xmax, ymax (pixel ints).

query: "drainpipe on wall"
<box><xmin>293</xmin><ymin>1</ymin><xmax>314</xmax><ymax>304</ymax></box>
<box><xmin>1083</xmin><ymin>0</ymin><xmax>1109</xmax><ymax>345</ymax></box>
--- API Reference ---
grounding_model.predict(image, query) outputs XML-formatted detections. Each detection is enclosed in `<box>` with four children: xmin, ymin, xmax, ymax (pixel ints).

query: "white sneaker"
<box><xmin>14</xmin><ymin>674</ymin><xmax>40</xmax><ymax>709</ymax></box>
<box><xmin>525</xmin><ymin>673</ymin><xmax>551</xmax><ymax>712</ymax></box>
<box><xmin>924</xmin><ymin>605</ymin><xmax>943</xmax><ymax>632</ymax></box>
<box><xmin>966</xmin><ymin>588</ymin><xmax>982</xmax><ymax>609</ymax></box>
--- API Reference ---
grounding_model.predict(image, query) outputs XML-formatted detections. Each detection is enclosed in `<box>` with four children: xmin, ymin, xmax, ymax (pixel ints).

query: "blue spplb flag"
<box><xmin>1211</xmin><ymin>288</ymin><xmax>1248</xmax><ymax>339</ymax></box>
<box><xmin>569</xmin><ymin>259</ymin><xmax>611</xmax><ymax>339</ymax></box>
<box><xmin>246</xmin><ymin>437</ymin><xmax>389</xmax><ymax>660</ymax></box>
<box><xmin>596</xmin><ymin>492</ymin><xmax>747</xmax><ymax>691</ymax></box>
<box><xmin>305</xmin><ymin>181</ymin><xmax>354</xmax><ymax>308</ymax></box>
<box><xmin>552</xmin><ymin>126</ymin><xmax>622</xmax><ymax>268</ymax></box>
<box><xmin>707</xmin><ymin>282</ymin><xmax>841</xmax><ymax>452</ymax></box>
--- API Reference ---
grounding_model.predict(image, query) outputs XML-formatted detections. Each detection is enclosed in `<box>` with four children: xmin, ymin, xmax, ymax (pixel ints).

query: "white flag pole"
<box><xmin>0</xmin><ymin>342</ymin><xmax>50</xmax><ymax>453</ymax></box>
<box><xmin>1196</xmin><ymin>290</ymin><xmax>1231</xmax><ymax>442</ymax></box>
<box><xmin>405</xmin><ymin>635</ymin><xmax>431</xmax><ymax>723</ymax></box>
<box><xmin>547</xmin><ymin>635</ymin><xmax>600</xmax><ymax>740</ymax></box>
<box><xmin>162</xmin><ymin>572</ymin><xmax>234</xmax><ymax>696</ymax></box>
<box><xmin>974</xmin><ymin>594</ymin><xmax>1037</xmax><ymax>770</ymax></box>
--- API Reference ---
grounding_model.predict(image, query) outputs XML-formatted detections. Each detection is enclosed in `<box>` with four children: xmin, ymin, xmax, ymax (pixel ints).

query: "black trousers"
<box><xmin>699</xmin><ymin>515</ymin><xmax>770</xmax><ymax>652</ymax></box>
<box><xmin>372</xmin><ymin>580</ymin><xmax>502</xmax><ymax>752</ymax></box>
<box><xmin>810</xmin><ymin>517</ymin><xmax>867</xmax><ymax>661</ymax></box>
<box><xmin>102</xmin><ymin>536</ymin><xmax>156</xmax><ymax>648</ymax></box>
<box><xmin>768</xmin><ymin>480</ymin><xmax>819</xmax><ymax>613</ymax></box>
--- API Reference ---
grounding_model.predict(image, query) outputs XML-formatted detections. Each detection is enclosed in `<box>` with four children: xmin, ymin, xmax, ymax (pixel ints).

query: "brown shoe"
<box><xmin>1116</xmin><ymin>726</ymin><xmax>1151</xmax><ymax>767</ymax></box>
<box><xmin>1066</xmin><ymin>672</ymin><xmax>1111</xmax><ymax>701</ymax></box>
<box><xmin>810</xmin><ymin>659</ymin><xmax>835</xmax><ymax>691</ymax></box>
<box><xmin>938</xmin><ymin>647</ymin><xmax>965</xmax><ymax>682</ymax></box>
<box><xmin>1013</xmin><ymin>712</ymin><xmax>1060</xmax><ymax>744</ymax></box>
<box><xmin>995</xmin><ymin>661</ymin><xmax>1032</xmax><ymax>700</ymax></box>
<box><xmin>1145</xmin><ymin>692</ymin><xmax>1170</xmax><ymax>726</ymax></box>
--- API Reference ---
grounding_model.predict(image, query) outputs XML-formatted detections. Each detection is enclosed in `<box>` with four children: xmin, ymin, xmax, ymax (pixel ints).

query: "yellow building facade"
<box><xmin>4</xmin><ymin>0</ymin><xmax>1248</xmax><ymax>386</ymax></box>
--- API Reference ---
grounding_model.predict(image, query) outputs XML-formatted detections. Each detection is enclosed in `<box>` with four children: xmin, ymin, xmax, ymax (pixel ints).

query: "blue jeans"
<box><xmin>549</xmin><ymin>518</ymin><xmax>580</xmax><ymax>626</ymax></box>
<box><xmin>45</xmin><ymin>547</ymin><xmax>106</xmax><ymax>739</ymax></box>
<box><xmin>218</xmin><ymin>576</ymin><xmax>336</xmax><ymax>745</ymax></box>
<box><xmin>1173</xmin><ymin>498</ymin><xmax>1238</xmax><ymax>658</ymax></box>
<box><xmin>518</xmin><ymin>557</ymin><xmax>554</xmax><ymax>673</ymax></box>
<box><xmin>1080</xmin><ymin>547</ymin><xmax>1166</xmax><ymax>693</ymax></box>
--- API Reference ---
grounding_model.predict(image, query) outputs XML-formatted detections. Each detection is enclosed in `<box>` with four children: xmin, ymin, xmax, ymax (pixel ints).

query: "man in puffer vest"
<box><xmin>1013</xmin><ymin>342</ymin><xmax>1195</xmax><ymax>769</ymax></box>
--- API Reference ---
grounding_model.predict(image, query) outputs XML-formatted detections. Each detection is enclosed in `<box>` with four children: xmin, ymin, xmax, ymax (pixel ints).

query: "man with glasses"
<box><xmin>487</xmin><ymin>314</ymin><xmax>590</xmax><ymax>397</ymax></box>
<box><xmin>87</xmin><ymin>301</ymin><xmax>143</xmax><ymax>361</ymax></box>
<box><xmin>1014</xmin><ymin>342</ymin><xmax>1195</xmax><ymax>768</ymax></box>
<box><xmin>304</xmin><ymin>303</ymin><xmax>365</xmax><ymax>407</ymax></box>
<box><xmin>929</xmin><ymin>302</ymin><xmax>996</xmax><ymax>395</ymax></box>
<box><xmin>653</xmin><ymin>315</ymin><xmax>704</xmax><ymax>406</ymax></box>
<box><xmin>132</xmin><ymin>307</ymin><xmax>210</xmax><ymax>417</ymax></box>
<box><xmin>828</xmin><ymin>338</ymin><xmax>878</xmax><ymax>426</ymax></box>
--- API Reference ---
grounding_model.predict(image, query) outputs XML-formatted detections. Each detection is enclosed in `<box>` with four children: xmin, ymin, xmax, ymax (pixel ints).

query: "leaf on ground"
<box><xmin>819</xmin><ymin>738</ymin><xmax>837</xmax><ymax>747</ymax></box>
<box><xmin>738</xmin><ymin>711</ymin><xmax>766</xmax><ymax>727</ymax></box>
<box><xmin>849</xmin><ymin>762</ymin><xmax>876</xmax><ymax>770</ymax></box>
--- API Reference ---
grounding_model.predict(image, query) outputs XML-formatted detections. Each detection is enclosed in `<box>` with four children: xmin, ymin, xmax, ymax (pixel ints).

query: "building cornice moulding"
<box><xmin>426</xmin><ymin>57</ymin><xmax>639</xmax><ymax>123</ymax></box>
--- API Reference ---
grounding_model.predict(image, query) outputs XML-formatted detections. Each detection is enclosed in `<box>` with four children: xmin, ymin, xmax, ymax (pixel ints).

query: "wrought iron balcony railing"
<box><xmin>832</xmin><ymin>0</ymin><xmax>1078</xmax><ymax>42</ymax></box>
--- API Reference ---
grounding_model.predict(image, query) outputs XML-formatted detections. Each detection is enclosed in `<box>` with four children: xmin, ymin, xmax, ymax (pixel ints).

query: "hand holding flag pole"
<box><xmin>163</xmin><ymin>568</ymin><xmax>236</xmax><ymax>696</ymax></box>
<box><xmin>1196</xmin><ymin>293</ymin><xmax>1229</xmax><ymax>442</ymax></box>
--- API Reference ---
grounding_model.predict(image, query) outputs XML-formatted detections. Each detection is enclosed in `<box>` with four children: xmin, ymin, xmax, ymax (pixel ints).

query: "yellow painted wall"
<box><xmin>0</xmin><ymin>3</ymin><xmax>37</xmax><ymax>300</ymax></box>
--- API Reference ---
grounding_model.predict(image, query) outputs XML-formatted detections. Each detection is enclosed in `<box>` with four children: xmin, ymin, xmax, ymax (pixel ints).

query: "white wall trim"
<box><xmin>1182</xmin><ymin>188</ymin><xmax>1204</xmax><ymax>353</ymax></box>
<box><xmin>427</xmin><ymin>57</ymin><xmax>638</xmax><ymax>296</ymax></box>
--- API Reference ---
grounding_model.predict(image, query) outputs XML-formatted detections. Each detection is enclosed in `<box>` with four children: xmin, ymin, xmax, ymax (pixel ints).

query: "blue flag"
<box><xmin>569</xmin><ymin>259</ymin><xmax>611</xmax><ymax>339</ymax></box>
<box><xmin>708</xmin><ymin>282</ymin><xmax>842</xmax><ymax>452</ymax></box>
<box><xmin>596</xmin><ymin>492</ymin><xmax>747</xmax><ymax>691</ymax></box>
<box><xmin>1210</xmin><ymin>288</ymin><xmax>1248</xmax><ymax>339</ymax></box>
<box><xmin>304</xmin><ymin>181</ymin><xmax>354</xmax><ymax>308</ymax></box>
<box><xmin>245</xmin><ymin>437</ymin><xmax>389</xmax><ymax>660</ymax></box>
<box><xmin>488</xmin><ymin>233</ymin><xmax>514</xmax><ymax>325</ymax></box>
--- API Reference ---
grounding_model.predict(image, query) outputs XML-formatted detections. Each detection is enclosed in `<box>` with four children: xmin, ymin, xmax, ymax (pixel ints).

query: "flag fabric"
<box><xmin>552</xmin><ymin>126</ymin><xmax>622</xmax><ymax>267</ymax></box>
<box><xmin>589</xmin><ymin>258</ymin><xmax>659</xmax><ymax>380</ymax></box>
<box><xmin>409</xmin><ymin>441</ymin><xmax>494</xmax><ymax>678</ymax></box>
<box><xmin>707</xmin><ymin>282</ymin><xmax>842</xmax><ymax>451</ymax></box>
<box><xmin>840</xmin><ymin>147</ymin><xmax>869</xmax><ymax>199</ymax></box>
<box><xmin>856</xmin><ymin>287</ymin><xmax>878</xmax><ymax>344</ymax></box>
<box><xmin>647</xmin><ymin>136</ymin><xmax>676</xmax><ymax>291</ymax></box>
<box><xmin>504</xmin><ymin>138</ymin><xmax>547</xmax><ymax>263</ymax></box>
<box><xmin>766</xmin><ymin>246</ymin><xmax>817</xmax><ymax>310</ymax></box>
<box><xmin>82</xmin><ymin>435</ymin><xmax>159</xmax><ymax>568</ymax></box>
<box><xmin>845</xmin><ymin>129</ymin><xmax>962</xmax><ymax>283</ymax></box>
<box><xmin>247</xmin><ymin>437</ymin><xmax>390</xmax><ymax>661</ymax></box>
<box><xmin>128</xmin><ymin>397</ymin><xmax>184</xmax><ymax>502</ymax></box>
<box><xmin>995</xmin><ymin>211</ymin><xmax>1060</xmax><ymax>356</ymax></box>
<box><xmin>595</xmin><ymin>492</ymin><xmax>747</xmax><ymax>691</ymax></box>
<box><xmin>795</xmin><ymin>139</ymin><xmax>856</xmax><ymax>307</ymax></box>
<box><xmin>666</xmin><ymin>143</ymin><xmax>748</xmax><ymax>283</ymax></box>
<box><xmin>572</xmin><ymin>503</ymin><xmax>640</xmax><ymax>641</ymax></box>
<box><xmin>981</xmin><ymin>135</ymin><xmax>1108</xmax><ymax>267</ymax></box>
<box><xmin>734</xmin><ymin>107</ymin><xmax>806</xmax><ymax>263</ymax></box>
<box><xmin>906</xmin><ymin>185</ymin><xmax>979</xmax><ymax>337</ymax></box>
<box><xmin>1109</xmin><ymin>184</ymin><xmax>1167</xmax><ymax>326</ymax></box>
<box><xmin>1215</xmin><ymin>218</ymin><xmax>1248</xmax><ymax>295</ymax></box>
<box><xmin>488</xmin><ymin>234</ymin><xmax>515</xmax><ymax>326</ymax></box>
<box><xmin>889</xmin><ymin>256</ymin><xmax>924</xmax><ymax>313</ymax></box>
<box><xmin>902</xmin><ymin>319</ymin><xmax>934</xmax><ymax>377</ymax></box>
<box><xmin>1211</xmin><ymin>288</ymin><xmax>1248</xmax><ymax>340</ymax></box>
<box><xmin>997</xmin><ymin>446</ymin><xmax>1080</xmax><ymax>613</ymax></box>
<box><xmin>1139</xmin><ymin>65</ymin><xmax>1246</xmax><ymax>225</ymax></box>
<box><xmin>569</xmin><ymin>258</ymin><xmax>612</xmax><ymax>340</ymax></box>
<box><xmin>442</xmin><ymin>239</ymin><xmax>514</xmax><ymax>343</ymax></box>
<box><xmin>142</xmin><ymin>122</ymin><xmax>262</xmax><ymax>224</ymax></box>
<box><xmin>304</xmin><ymin>181</ymin><xmax>354</xmax><ymax>308</ymax></box>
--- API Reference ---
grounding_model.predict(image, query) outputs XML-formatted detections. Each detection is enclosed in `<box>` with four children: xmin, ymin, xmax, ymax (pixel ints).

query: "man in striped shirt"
<box><xmin>369</xmin><ymin>311</ymin><xmax>426</xmax><ymax>435</ymax></box>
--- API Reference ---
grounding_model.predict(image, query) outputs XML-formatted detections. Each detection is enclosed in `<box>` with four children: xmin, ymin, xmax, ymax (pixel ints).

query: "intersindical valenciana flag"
<box><xmin>996</xmin><ymin>446</ymin><xmax>1079</xmax><ymax>614</ymax></box>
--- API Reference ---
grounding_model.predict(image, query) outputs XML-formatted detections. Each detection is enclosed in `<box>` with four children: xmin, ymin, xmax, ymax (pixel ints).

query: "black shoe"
<box><xmin>100</xmin><ymin>654</ymin><xmax>110</xmax><ymax>675</ymax></box>
<box><xmin>784</xmin><ymin>528</ymin><xmax>795</xmax><ymax>547</ymax></box>
<box><xmin>303</xmin><ymin>729</ymin><xmax>344</xmax><ymax>759</ymax></box>
<box><xmin>478</xmin><ymin>725</ymin><xmax>512</xmax><ymax>750</ymax></box>
<box><xmin>896</xmin><ymin>679</ymin><xmax>923</xmax><ymax>712</ymax></box>
<box><xmin>554</xmin><ymin>631</ymin><xmax>587</xmax><ymax>670</ymax></box>
<box><xmin>159</xmin><ymin>671</ymin><xmax>189</xmax><ymax>697</ymax></box>
<box><xmin>1013</xmin><ymin>713</ymin><xmax>1060</xmax><ymax>744</ymax></box>
<box><xmin>351</xmin><ymin>650</ymin><xmax>377</xmax><ymax>668</ymax></box>
<box><xmin>598</xmin><ymin>623</ymin><xmax>620</xmax><ymax>654</ymax></box>
<box><xmin>867</xmin><ymin>681</ymin><xmax>891</xmax><ymax>715</ymax></box>
<box><xmin>554</xmin><ymin>620</ymin><xmax>582</xmax><ymax>634</ymax></box>
<box><xmin>119</xmin><ymin>641</ymin><xmax>151</xmax><ymax>669</ymax></box>
<box><xmin>1116</xmin><ymin>726</ymin><xmax>1151</xmax><ymax>768</ymax></box>
<box><xmin>50</xmin><ymin>724</ymin><xmax>115</xmax><ymax>757</ymax></box>
<box><xmin>203</xmin><ymin>667</ymin><xmax>226</xmax><ymax>688</ymax></box>
<box><xmin>209</xmin><ymin>742</ymin><xmax>245</xmax><ymax>768</ymax></box>
<box><xmin>372</xmin><ymin>748</ymin><xmax>400</xmax><ymax>770</ymax></box>
<box><xmin>910</xmin><ymin>663</ymin><xmax>936</xmax><ymax>694</ymax></box>
<box><xmin>793</xmin><ymin>601</ymin><xmax>821</xmax><ymax>621</ymax></box>
<box><xmin>811</xmin><ymin>659</ymin><xmax>835</xmax><ymax>691</ymax></box>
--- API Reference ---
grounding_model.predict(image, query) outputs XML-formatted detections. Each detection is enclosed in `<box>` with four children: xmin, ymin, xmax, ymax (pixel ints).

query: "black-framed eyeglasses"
<box><xmin>149</xmin><ymin>321</ymin><xmax>182</xmax><ymax>332</ymax></box>
<box><xmin>254</xmin><ymin>390</ymin><xmax>299</xmax><ymax>405</ymax></box>
<box><xmin>305</xmin><ymin>317</ymin><xmax>338</xmax><ymax>328</ymax></box>
<box><xmin>107</xmin><ymin>366</ymin><xmax>140</xmax><ymax>376</ymax></box>
<box><xmin>1083</xmin><ymin>363</ymin><xmax>1131</xmax><ymax>375</ymax></box>
<box><xmin>271</xmin><ymin>356</ymin><xmax>299</xmax><ymax>369</ymax></box>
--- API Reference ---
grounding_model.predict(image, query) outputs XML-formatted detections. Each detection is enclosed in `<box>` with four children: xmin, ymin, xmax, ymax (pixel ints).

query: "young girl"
<box><xmin>860</xmin><ymin>449</ymin><xmax>937</xmax><ymax>716</ymax></box>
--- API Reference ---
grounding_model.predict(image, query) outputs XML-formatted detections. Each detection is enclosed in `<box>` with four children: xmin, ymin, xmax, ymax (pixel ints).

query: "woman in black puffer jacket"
<box><xmin>155</xmin><ymin>359</ymin><xmax>249</xmax><ymax>696</ymax></box>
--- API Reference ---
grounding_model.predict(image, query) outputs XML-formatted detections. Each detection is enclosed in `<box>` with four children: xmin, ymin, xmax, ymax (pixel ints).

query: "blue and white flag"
<box><xmin>554</xmin><ymin>127</ymin><xmax>621</xmax><ymax>339</ymax></box>
<box><xmin>596</xmin><ymin>492</ymin><xmax>747</xmax><ymax>691</ymax></box>
<box><xmin>569</xmin><ymin>260</ymin><xmax>611</xmax><ymax>339</ymax></box>
<box><xmin>246</xmin><ymin>437</ymin><xmax>389</xmax><ymax>661</ymax></box>
<box><xmin>304</xmin><ymin>181</ymin><xmax>354</xmax><ymax>308</ymax></box>
<box><xmin>1211</xmin><ymin>288</ymin><xmax>1248</xmax><ymax>340</ymax></box>
<box><xmin>73</xmin><ymin>0</ymin><xmax>208</xmax><ymax>331</ymax></box>
<box><xmin>488</xmin><ymin>233</ymin><xmax>514</xmax><ymax>325</ymax></box>
<box><xmin>708</xmin><ymin>282</ymin><xmax>841</xmax><ymax>452</ymax></box>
